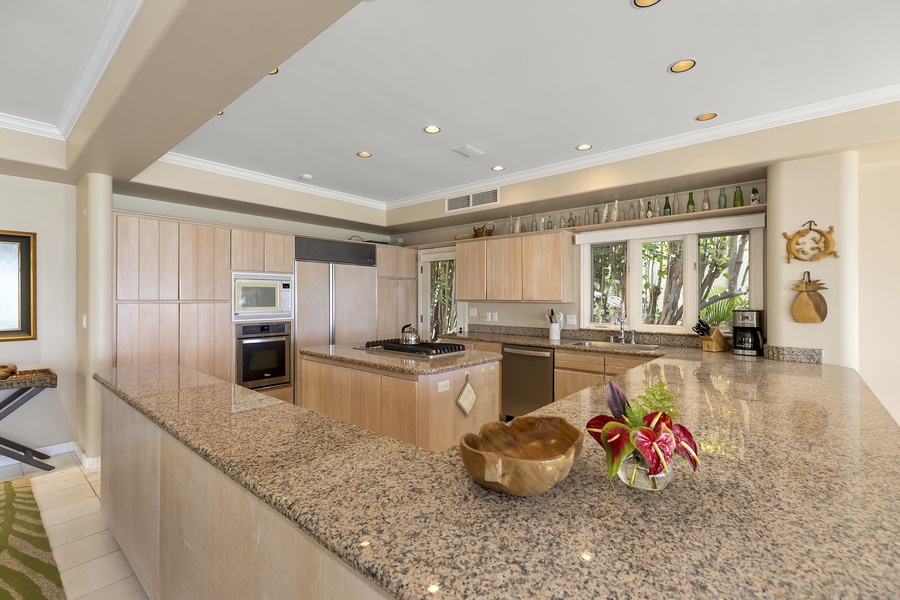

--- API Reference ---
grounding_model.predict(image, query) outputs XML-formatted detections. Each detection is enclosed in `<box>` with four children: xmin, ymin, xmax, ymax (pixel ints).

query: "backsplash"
<box><xmin>466</xmin><ymin>324</ymin><xmax>704</xmax><ymax>348</ymax></box>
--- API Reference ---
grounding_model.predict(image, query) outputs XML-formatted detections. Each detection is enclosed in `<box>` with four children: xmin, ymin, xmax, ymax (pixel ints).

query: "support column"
<box><xmin>766</xmin><ymin>152</ymin><xmax>859</xmax><ymax>369</ymax></box>
<box><xmin>75</xmin><ymin>173</ymin><xmax>113</xmax><ymax>466</ymax></box>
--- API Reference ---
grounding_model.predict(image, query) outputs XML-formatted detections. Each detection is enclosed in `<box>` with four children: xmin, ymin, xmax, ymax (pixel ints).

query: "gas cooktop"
<box><xmin>363</xmin><ymin>339</ymin><xmax>467</xmax><ymax>358</ymax></box>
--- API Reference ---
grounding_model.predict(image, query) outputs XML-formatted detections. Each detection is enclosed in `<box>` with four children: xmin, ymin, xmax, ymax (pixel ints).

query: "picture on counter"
<box><xmin>0</xmin><ymin>230</ymin><xmax>36</xmax><ymax>342</ymax></box>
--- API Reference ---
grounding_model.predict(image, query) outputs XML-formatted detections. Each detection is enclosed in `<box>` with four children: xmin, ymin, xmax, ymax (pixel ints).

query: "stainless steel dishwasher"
<box><xmin>501</xmin><ymin>345</ymin><xmax>554</xmax><ymax>420</ymax></box>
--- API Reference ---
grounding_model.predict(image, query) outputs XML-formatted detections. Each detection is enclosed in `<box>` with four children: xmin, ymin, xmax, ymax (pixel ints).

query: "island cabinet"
<box><xmin>298</xmin><ymin>349</ymin><xmax>501</xmax><ymax>452</ymax></box>
<box><xmin>456</xmin><ymin>231</ymin><xmax>574</xmax><ymax>302</ymax></box>
<box><xmin>231</xmin><ymin>228</ymin><xmax>294</xmax><ymax>273</ymax></box>
<box><xmin>376</xmin><ymin>245</ymin><xmax>418</xmax><ymax>339</ymax></box>
<box><xmin>553</xmin><ymin>350</ymin><xmax>653</xmax><ymax>400</ymax></box>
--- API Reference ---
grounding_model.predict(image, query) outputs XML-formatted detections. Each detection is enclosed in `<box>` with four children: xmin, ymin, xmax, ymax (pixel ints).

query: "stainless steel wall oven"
<box><xmin>235</xmin><ymin>321</ymin><xmax>291</xmax><ymax>389</ymax></box>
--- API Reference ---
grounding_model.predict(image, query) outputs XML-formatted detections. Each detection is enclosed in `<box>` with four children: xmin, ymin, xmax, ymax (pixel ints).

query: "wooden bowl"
<box><xmin>460</xmin><ymin>416</ymin><xmax>583</xmax><ymax>496</ymax></box>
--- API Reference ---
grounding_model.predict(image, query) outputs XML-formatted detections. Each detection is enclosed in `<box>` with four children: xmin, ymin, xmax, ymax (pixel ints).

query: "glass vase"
<box><xmin>616</xmin><ymin>454</ymin><xmax>673</xmax><ymax>491</ymax></box>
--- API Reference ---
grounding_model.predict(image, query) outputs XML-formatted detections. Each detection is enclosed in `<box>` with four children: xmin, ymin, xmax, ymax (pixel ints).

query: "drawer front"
<box><xmin>554</xmin><ymin>350</ymin><xmax>605</xmax><ymax>374</ymax></box>
<box><xmin>605</xmin><ymin>355</ymin><xmax>653</xmax><ymax>375</ymax></box>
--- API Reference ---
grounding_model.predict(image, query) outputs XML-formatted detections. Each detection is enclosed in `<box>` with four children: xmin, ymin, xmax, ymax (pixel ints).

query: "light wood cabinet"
<box><xmin>178</xmin><ymin>303</ymin><xmax>233</xmax><ymax>382</ymax></box>
<box><xmin>553</xmin><ymin>349</ymin><xmax>652</xmax><ymax>400</ymax></box>
<box><xmin>232</xmin><ymin>229</ymin><xmax>293</xmax><ymax>273</ymax></box>
<box><xmin>455</xmin><ymin>240</ymin><xmax>486</xmax><ymax>300</ymax></box>
<box><xmin>299</xmin><ymin>356</ymin><xmax>499</xmax><ymax>451</ymax></box>
<box><xmin>486</xmin><ymin>237</ymin><xmax>522</xmax><ymax>301</ymax></box>
<box><xmin>376</xmin><ymin>278</ymin><xmax>400</xmax><ymax>340</ymax></box>
<box><xmin>258</xmin><ymin>385</ymin><xmax>294</xmax><ymax>403</ymax></box>
<box><xmin>376</xmin><ymin>245</ymin><xmax>417</xmax><ymax>279</ymax></box>
<box><xmin>522</xmin><ymin>231</ymin><xmax>574</xmax><ymax>302</ymax></box>
<box><xmin>116</xmin><ymin>214</ymin><xmax>179</xmax><ymax>301</ymax></box>
<box><xmin>179</xmin><ymin>223</ymin><xmax>231</xmax><ymax>301</ymax></box>
<box><xmin>115</xmin><ymin>303</ymin><xmax>180</xmax><ymax>367</ymax></box>
<box><xmin>455</xmin><ymin>231</ymin><xmax>574</xmax><ymax>302</ymax></box>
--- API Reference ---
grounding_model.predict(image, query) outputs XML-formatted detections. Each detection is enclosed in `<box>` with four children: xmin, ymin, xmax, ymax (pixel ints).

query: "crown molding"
<box><xmin>0</xmin><ymin>113</ymin><xmax>63</xmax><ymax>139</ymax></box>
<box><xmin>383</xmin><ymin>85</ymin><xmax>900</xmax><ymax>210</ymax></box>
<box><xmin>159</xmin><ymin>153</ymin><xmax>387</xmax><ymax>210</ymax></box>
<box><xmin>57</xmin><ymin>0</ymin><xmax>144</xmax><ymax>139</ymax></box>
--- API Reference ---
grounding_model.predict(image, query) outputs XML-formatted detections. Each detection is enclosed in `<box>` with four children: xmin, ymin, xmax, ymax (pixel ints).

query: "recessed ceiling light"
<box><xmin>269</xmin><ymin>68</ymin><xmax>279</xmax><ymax>75</ymax></box>
<box><xmin>216</xmin><ymin>111</ymin><xmax>224</xmax><ymax>116</ymax></box>
<box><xmin>668</xmin><ymin>59</ymin><xmax>696</xmax><ymax>74</ymax></box>
<box><xmin>695</xmin><ymin>112</ymin><xmax>717</xmax><ymax>122</ymax></box>
<box><xmin>492</xmin><ymin>165</ymin><xmax>505</xmax><ymax>171</ymax></box>
<box><xmin>633</xmin><ymin>0</ymin><xmax>661</xmax><ymax>7</ymax></box>
<box><xmin>577</xmin><ymin>144</ymin><xmax>593</xmax><ymax>151</ymax></box>
<box><xmin>299</xmin><ymin>173</ymin><xmax>313</xmax><ymax>180</ymax></box>
<box><xmin>357</xmin><ymin>151</ymin><xmax>372</xmax><ymax>158</ymax></box>
<box><xmin>423</xmin><ymin>125</ymin><xmax>441</xmax><ymax>134</ymax></box>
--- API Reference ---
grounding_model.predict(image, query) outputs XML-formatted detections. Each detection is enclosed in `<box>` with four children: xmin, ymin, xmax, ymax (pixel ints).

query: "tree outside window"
<box><xmin>590</xmin><ymin>243</ymin><xmax>626</xmax><ymax>324</ymax></box>
<box><xmin>642</xmin><ymin>240</ymin><xmax>684</xmax><ymax>326</ymax></box>
<box><xmin>698</xmin><ymin>233</ymin><xmax>750</xmax><ymax>328</ymax></box>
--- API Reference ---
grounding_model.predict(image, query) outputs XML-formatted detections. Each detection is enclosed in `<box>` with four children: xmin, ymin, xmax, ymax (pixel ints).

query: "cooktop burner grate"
<box><xmin>364</xmin><ymin>339</ymin><xmax>467</xmax><ymax>356</ymax></box>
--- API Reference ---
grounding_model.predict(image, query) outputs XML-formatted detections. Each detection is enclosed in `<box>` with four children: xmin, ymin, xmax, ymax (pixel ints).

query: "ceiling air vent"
<box><xmin>445</xmin><ymin>189</ymin><xmax>498</xmax><ymax>213</ymax></box>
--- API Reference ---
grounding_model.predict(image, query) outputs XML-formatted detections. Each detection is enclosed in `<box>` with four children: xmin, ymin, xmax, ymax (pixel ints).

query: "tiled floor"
<box><xmin>0</xmin><ymin>453</ymin><xmax>148</xmax><ymax>600</ymax></box>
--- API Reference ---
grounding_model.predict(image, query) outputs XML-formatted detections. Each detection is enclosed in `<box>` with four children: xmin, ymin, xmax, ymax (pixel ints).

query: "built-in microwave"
<box><xmin>233</xmin><ymin>272</ymin><xmax>293</xmax><ymax>321</ymax></box>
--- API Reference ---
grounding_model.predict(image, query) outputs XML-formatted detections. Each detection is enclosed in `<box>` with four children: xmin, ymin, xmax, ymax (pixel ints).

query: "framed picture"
<box><xmin>0</xmin><ymin>231</ymin><xmax>37</xmax><ymax>342</ymax></box>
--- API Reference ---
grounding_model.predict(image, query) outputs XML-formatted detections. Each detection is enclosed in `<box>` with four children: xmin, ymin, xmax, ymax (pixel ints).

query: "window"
<box><xmin>0</xmin><ymin>230</ymin><xmax>37</xmax><ymax>342</ymax></box>
<box><xmin>419</xmin><ymin>250</ymin><xmax>458</xmax><ymax>339</ymax></box>
<box><xmin>579</xmin><ymin>212</ymin><xmax>764</xmax><ymax>334</ymax></box>
<box><xmin>699</xmin><ymin>233</ymin><xmax>750</xmax><ymax>328</ymax></box>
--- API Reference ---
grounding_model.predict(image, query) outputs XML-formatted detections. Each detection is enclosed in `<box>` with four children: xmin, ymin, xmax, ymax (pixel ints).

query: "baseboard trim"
<box><xmin>75</xmin><ymin>445</ymin><xmax>101</xmax><ymax>470</ymax></box>
<box><xmin>0</xmin><ymin>441</ymin><xmax>76</xmax><ymax>468</ymax></box>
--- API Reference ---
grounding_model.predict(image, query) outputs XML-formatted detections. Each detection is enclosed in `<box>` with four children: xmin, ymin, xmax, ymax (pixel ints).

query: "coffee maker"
<box><xmin>732</xmin><ymin>310</ymin><xmax>764</xmax><ymax>356</ymax></box>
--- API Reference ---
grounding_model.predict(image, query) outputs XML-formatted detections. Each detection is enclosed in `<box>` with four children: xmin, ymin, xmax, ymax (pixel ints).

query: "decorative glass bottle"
<box><xmin>507</xmin><ymin>216</ymin><xmax>514</xmax><ymax>234</ymax></box>
<box><xmin>583</xmin><ymin>208</ymin><xmax>591</xmax><ymax>225</ymax></box>
<box><xmin>701</xmin><ymin>190</ymin><xmax>711</xmax><ymax>211</ymax></box>
<box><xmin>559</xmin><ymin>213</ymin><xmax>566</xmax><ymax>228</ymax></box>
<box><xmin>653</xmin><ymin>195</ymin><xmax>661</xmax><ymax>218</ymax></box>
<box><xmin>717</xmin><ymin>187</ymin><xmax>727</xmax><ymax>209</ymax></box>
<box><xmin>663</xmin><ymin>196</ymin><xmax>672</xmax><ymax>216</ymax></box>
<box><xmin>733</xmin><ymin>186</ymin><xmax>744</xmax><ymax>208</ymax></box>
<box><xmin>645</xmin><ymin>198</ymin><xmax>653</xmax><ymax>219</ymax></box>
<box><xmin>592</xmin><ymin>206</ymin><xmax>600</xmax><ymax>224</ymax></box>
<box><xmin>673</xmin><ymin>192</ymin><xmax>680</xmax><ymax>215</ymax></box>
<box><xmin>567</xmin><ymin>212</ymin><xmax>575</xmax><ymax>227</ymax></box>
<box><xmin>546</xmin><ymin>215</ymin><xmax>553</xmax><ymax>230</ymax></box>
<box><xmin>687</xmin><ymin>192</ymin><xmax>695</xmax><ymax>213</ymax></box>
<box><xmin>628</xmin><ymin>202</ymin><xmax>636</xmax><ymax>221</ymax></box>
<box><xmin>751</xmin><ymin>187</ymin><xmax>760</xmax><ymax>205</ymax></box>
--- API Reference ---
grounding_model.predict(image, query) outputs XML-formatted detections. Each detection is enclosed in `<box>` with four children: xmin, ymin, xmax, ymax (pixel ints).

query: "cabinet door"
<box><xmin>300</xmin><ymin>359</ymin><xmax>326</xmax><ymax>413</ymax></box>
<box><xmin>264</xmin><ymin>233</ymin><xmax>294</xmax><ymax>273</ymax></box>
<box><xmin>381</xmin><ymin>376</ymin><xmax>417</xmax><ymax>445</ymax></box>
<box><xmin>116</xmin><ymin>303</ymin><xmax>179</xmax><ymax>366</ymax></box>
<box><xmin>116</xmin><ymin>215</ymin><xmax>140</xmax><ymax>300</ymax></box>
<box><xmin>333</xmin><ymin>264</ymin><xmax>377</xmax><ymax>345</ymax></box>
<box><xmin>350</xmin><ymin>370</ymin><xmax>382</xmax><ymax>433</ymax></box>
<box><xmin>605</xmin><ymin>354</ymin><xmax>652</xmax><ymax>375</ymax></box>
<box><xmin>397</xmin><ymin>278</ymin><xmax>417</xmax><ymax>336</ymax></box>
<box><xmin>182</xmin><ymin>224</ymin><xmax>231</xmax><ymax>301</ymax></box>
<box><xmin>117</xmin><ymin>215</ymin><xmax>179</xmax><ymax>301</ymax></box>
<box><xmin>377</xmin><ymin>278</ymin><xmax>399</xmax><ymax>339</ymax></box>
<box><xmin>522</xmin><ymin>232</ymin><xmax>573</xmax><ymax>302</ymax></box>
<box><xmin>486</xmin><ymin>237</ymin><xmax>522</xmax><ymax>301</ymax></box>
<box><xmin>179</xmin><ymin>303</ymin><xmax>233</xmax><ymax>381</ymax></box>
<box><xmin>397</xmin><ymin>248</ymin><xmax>418</xmax><ymax>279</ymax></box>
<box><xmin>232</xmin><ymin>229</ymin><xmax>266</xmax><ymax>271</ymax></box>
<box><xmin>554</xmin><ymin>368</ymin><xmax>605</xmax><ymax>401</ymax></box>
<box><xmin>324</xmin><ymin>363</ymin><xmax>352</xmax><ymax>423</ymax></box>
<box><xmin>455</xmin><ymin>240</ymin><xmax>486</xmax><ymax>300</ymax></box>
<box><xmin>376</xmin><ymin>245</ymin><xmax>398</xmax><ymax>278</ymax></box>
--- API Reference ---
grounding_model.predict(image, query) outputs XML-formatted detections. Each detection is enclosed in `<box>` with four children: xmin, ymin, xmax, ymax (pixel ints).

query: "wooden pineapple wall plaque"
<box><xmin>791</xmin><ymin>271</ymin><xmax>828</xmax><ymax>323</ymax></box>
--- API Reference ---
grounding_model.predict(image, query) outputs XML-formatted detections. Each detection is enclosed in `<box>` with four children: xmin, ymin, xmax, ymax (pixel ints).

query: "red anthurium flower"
<box><xmin>585</xmin><ymin>414</ymin><xmax>619</xmax><ymax>443</ymax></box>
<box><xmin>642</xmin><ymin>411</ymin><xmax>673</xmax><ymax>434</ymax></box>
<box><xmin>672</xmin><ymin>423</ymin><xmax>700</xmax><ymax>471</ymax></box>
<box><xmin>597</xmin><ymin>421</ymin><xmax>635</xmax><ymax>479</ymax></box>
<box><xmin>632</xmin><ymin>425</ymin><xmax>675</xmax><ymax>475</ymax></box>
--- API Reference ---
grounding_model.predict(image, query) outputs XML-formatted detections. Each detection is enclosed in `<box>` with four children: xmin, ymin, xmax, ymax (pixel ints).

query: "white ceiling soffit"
<box><xmin>0</xmin><ymin>0</ymin><xmax>141</xmax><ymax>139</ymax></box>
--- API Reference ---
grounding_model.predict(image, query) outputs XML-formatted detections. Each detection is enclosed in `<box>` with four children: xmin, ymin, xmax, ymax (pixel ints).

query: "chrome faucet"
<box><xmin>615</xmin><ymin>314</ymin><xmax>627</xmax><ymax>344</ymax></box>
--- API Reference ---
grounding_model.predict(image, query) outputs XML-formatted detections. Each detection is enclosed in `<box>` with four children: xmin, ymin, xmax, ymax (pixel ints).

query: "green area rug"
<box><xmin>0</xmin><ymin>478</ymin><xmax>64</xmax><ymax>600</ymax></box>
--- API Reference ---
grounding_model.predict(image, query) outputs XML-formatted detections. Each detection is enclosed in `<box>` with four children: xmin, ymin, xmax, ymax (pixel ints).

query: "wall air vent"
<box><xmin>444</xmin><ymin>189</ymin><xmax>499</xmax><ymax>213</ymax></box>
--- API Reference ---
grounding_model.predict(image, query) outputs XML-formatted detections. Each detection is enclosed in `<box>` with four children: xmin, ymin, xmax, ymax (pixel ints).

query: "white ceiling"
<box><xmin>4</xmin><ymin>0</ymin><xmax>900</xmax><ymax>210</ymax></box>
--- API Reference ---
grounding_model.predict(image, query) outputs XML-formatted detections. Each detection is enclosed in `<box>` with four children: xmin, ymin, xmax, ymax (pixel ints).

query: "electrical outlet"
<box><xmin>484</xmin><ymin>312</ymin><xmax>492</xmax><ymax>322</ymax></box>
<box><xmin>469</xmin><ymin>307</ymin><xmax>478</xmax><ymax>317</ymax></box>
<box><xmin>438</xmin><ymin>380</ymin><xmax>450</xmax><ymax>392</ymax></box>
<box><xmin>491</xmin><ymin>312</ymin><xmax>498</xmax><ymax>321</ymax></box>
<box><xmin>566</xmin><ymin>314</ymin><xmax>577</xmax><ymax>325</ymax></box>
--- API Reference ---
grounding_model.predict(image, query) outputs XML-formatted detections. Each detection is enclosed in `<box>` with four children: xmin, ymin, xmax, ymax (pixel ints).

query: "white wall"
<box><xmin>766</xmin><ymin>153</ymin><xmax>860</xmax><ymax>369</ymax></box>
<box><xmin>0</xmin><ymin>173</ymin><xmax>77</xmax><ymax>450</ymax></box>
<box><xmin>860</xmin><ymin>160</ymin><xmax>900</xmax><ymax>424</ymax></box>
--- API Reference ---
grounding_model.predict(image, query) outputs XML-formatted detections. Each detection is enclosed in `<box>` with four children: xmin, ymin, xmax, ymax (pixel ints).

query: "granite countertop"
<box><xmin>297</xmin><ymin>344</ymin><xmax>502</xmax><ymax>375</ymax></box>
<box><xmin>93</xmin><ymin>349</ymin><xmax>900</xmax><ymax>599</ymax></box>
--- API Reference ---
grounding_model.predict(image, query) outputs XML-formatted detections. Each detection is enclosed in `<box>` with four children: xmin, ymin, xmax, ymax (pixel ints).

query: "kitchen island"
<box><xmin>297</xmin><ymin>344</ymin><xmax>501</xmax><ymax>451</ymax></box>
<box><xmin>94</xmin><ymin>346</ymin><xmax>900</xmax><ymax>599</ymax></box>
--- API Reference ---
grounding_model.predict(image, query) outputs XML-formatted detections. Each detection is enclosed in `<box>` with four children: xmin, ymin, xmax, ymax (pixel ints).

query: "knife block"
<box><xmin>701</xmin><ymin>328</ymin><xmax>731</xmax><ymax>352</ymax></box>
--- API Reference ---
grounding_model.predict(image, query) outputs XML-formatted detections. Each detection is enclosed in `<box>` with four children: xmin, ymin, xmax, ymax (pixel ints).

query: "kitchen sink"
<box><xmin>565</xmin><ymin>340</ymin><xmax>661</xmax><ymax>351</ymax></box>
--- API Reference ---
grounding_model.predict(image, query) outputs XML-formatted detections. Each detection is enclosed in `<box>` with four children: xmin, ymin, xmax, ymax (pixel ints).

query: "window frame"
<box><xmin>577</xmin><ymin>214</ymin><xmax>765</xmax><ymax>335</ymax></box>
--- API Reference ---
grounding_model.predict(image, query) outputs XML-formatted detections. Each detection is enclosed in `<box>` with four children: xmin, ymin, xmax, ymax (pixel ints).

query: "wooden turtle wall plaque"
<box><xmin>791</xmin><ymin>271</ymin><xmax>828</xmax><ymax>323</ymax></box>
<box><xmin>782</xmin><ymin>221</ymin><xmax>839</xmax><ymax>264</ymax></box>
